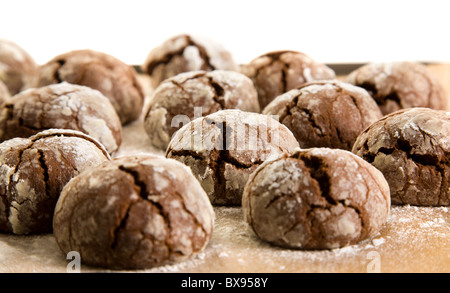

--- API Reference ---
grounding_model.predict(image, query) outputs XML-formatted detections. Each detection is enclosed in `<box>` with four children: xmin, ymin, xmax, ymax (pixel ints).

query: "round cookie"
<box><xmin>37</xmin><ymin>49</ymin><xmax>145</xmax><ymax>124</ymax></box>
<box><xmin>0</xmin><ymin>82</ymin><xmax>122</xmax><ymax>154</ymax></box>
<box><xmin>352</xmin><ymin>107</ymin><xmax>450</xmax><ymax>206</ymax></box>
<box><xmin>263</xmin><ymin>80</ymin><xmax>383</xmax><ymax>150</ymax></box>
<box><xmin>53</xmin><ymin>154</ymin><xmax>214</xmax><ymax>270</ymax></box>
<box><xmin>0</xmin><ymin>129</ymin><xmax>110</xmax><ymax>235</ymax></box>
<box><xmin>165</xmin><ymin>109</ymin><xmax>300</xmax><ymax>205</ymax></box>
<box><xmin>0</xmin><ymin>39</ymin><xmax>38</xmax><ymax>95</ymax></box>
<box><xmin>241</xmin><ymin>50</ymin><xmax>336</xmax><ymax>109</ymax></box>
<box><xmin>345</xmin><ymin>61</ymin><xmax>448</xmax><ymax>115</ymax></box>
<box><xmin>144</xmin><ymin>70</ymin><xmax>260</xmax><ymax>150</ymax></box>
<box><xmin>242</xmin><ymin>148</ymin><xmax>390</xmax><ymax>249</ymax></box>
<box><xmin>142</xmin><ymin>34</ymin><xmax>239</xmax><ymax>89</ymax></box>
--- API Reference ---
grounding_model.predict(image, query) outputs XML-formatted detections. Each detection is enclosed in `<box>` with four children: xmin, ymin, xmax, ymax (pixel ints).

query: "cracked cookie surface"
<box><xmin>166</xmin><ymin>109</ymin><xmax>300</xmax><ymax>205</ymax></box>
<box><xmin>37</xmin><ymin>49</ymin><xmax>145</xmax><ymax>124</ymax></box>
<box><xmin>345</xmin><ymin>61</ymin><xmax>448</xmax><ymax>115</ymax></box>
<box><xmin>242</xmin><ymin>148</ymin><xmax>390</xmax><ymax>249</ymax></box>
<box><xmin>142</xmin><ymin>34</ymin><xmax>239</xmax><ymax>89</ymax></box>
<box><xmin>0</xmin><ymin>129</ymin><xmax>110</xmax><ymax>235</ymax></box>
<box><xmin>0</xmin><ymin>39</ymin><xmax>38</xmax><ymax>95</ymax></box>
<box><xmin>144</xmin><ymin>70</ymin><xmax>260</xmax><ymax>150</ymax></box>
<box><xmin>241</xmin><ymin>50</ymin><xmax>336</xmax><ymax>109</ymax></box>
<box><xmin>53</xmin><ymin>154</ymin><xmax>214</xmax><ymax>270</ymax></box>
<box><xmin>0</xmin><ymin>82</ymin><xmax>122</xmax><ymax>154</ymax></box>
<box><xmin>263</xmin><ymin>80</ymin><xmax>383</xmax><ymax>150</ymax></box>
<box><xmin>352</xmin><ymin>107</ymin><xmax>450</xmax><ymax>206</ymax></box>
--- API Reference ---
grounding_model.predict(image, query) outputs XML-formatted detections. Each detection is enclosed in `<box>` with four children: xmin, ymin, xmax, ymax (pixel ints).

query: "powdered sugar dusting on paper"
<box><xmin>141</xmin><ymin>205</ymin><xmax>449</xmax><ymax>273</ymax></box>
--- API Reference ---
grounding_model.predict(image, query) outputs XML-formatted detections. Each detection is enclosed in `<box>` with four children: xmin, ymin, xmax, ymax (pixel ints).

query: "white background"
<box><xmin>1</xmin><ymin>0</ymin><xmax>449</xmax><ymax>66</ymax></box>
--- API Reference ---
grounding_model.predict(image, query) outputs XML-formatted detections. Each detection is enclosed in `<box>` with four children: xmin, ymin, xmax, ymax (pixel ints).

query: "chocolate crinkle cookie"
<box><xmin>241</xmin><ymin>50</ymin><xmax>336</xmax><ymax>109</ymax></box>
<box><xmin>166</xmin><ymin>109</ymin><xmax>300</xmax><ymax>205</ymax></box>
<box><xmin>53</xmin><ymin>154</ymin><xmax>214</xmax><ymax>270</ymax></box>
<box><xmin>242</xmin><ymin>148</ymin><xmax>390</xmax><ymax>249</ymax></box>
<box><xmin>0</xmin><ymin>39</ymin><xmax>38</xmax><ymax>95</ymax></box>
<box><xmin>37</xmin><ymin>49</ymin><xmax>145</xmax><ymax>124</ymax></box>
<box><xmin>0</xmin><ymin>82</ymin><xmax>122</xmax><ymax>154</ymax></box>
<box><xmin>352</xmin><ymin>107</ymin><xmax>450</xmax><ymax>206</ymax></box>
<box><xmin>263</xmin><ymin>80</ymin><xmax>383</xmax><ymax>150</ymax></box>
<box><xmin>142</xmin><ymin>34</ymin><xmax>239</xmax><ymax>89</ymax></box>
<box><xmin>345</xmin><ymin>61</ymin><xmax>448</xmax><ymax>115</ymax></box>
<box><xmin>144</xmin><ymin>70</ymin><xmax>260</xmax><ymax>150</ymax></box>
<box><xmin>0</xmin><ymin>129</ymin><xmax>110</xmax><ymax>235</ymax></box>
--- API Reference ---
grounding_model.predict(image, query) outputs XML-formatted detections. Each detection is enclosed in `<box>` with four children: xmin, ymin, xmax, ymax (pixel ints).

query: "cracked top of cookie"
<box><xmin>352</xmin><ymin>107</ymin><xmax>450</xmax><ymax>206</ymax></box>
<box><xmin>167</xmin><ymin>109</ymin><xmax>300</xmax><ymax>165</ymax></box>
<box><xmin>345</xmin><ymin>61</ymin><xmax>448</xmax><ymax>115</ymax></box>
<box><xmin>166</xmin><ymin>109</ymin><xmax>300</xmax><ymax>205</ymax></box>
<box><xmin>0</xmin><ymin>82</ymin><xmax>122</xmax><ymax>154</ymax></box>
<box><xmin>142</xmin><ymin>34</ymin><xmax>239</xmax><ymax>88</ymax></box>
<box><xmin>263</xmin><ymin>80</ymin><xmax>383</xmax><ymax>150</ymax></box>
<box><xmin>242</xmin><ymin>148</ymin><xmax>390</xmax><ymax>249</ymax></box>
<box><xmin>53</xmin><ymin>154</ymin><xmax>214</xmax><ymax>270</ymax></box>
<box><xmin>37</xmin><ymin>49</ymin><xmax>145</xmax><ymax>124</ymax></box>
<box><xmin>143</xmin><ymin>70</ymin><xmax>260</xmax><ymax>150</ymax></box>
<box><xmin>0</xmin><ymin>39</ymin><xmax>38</xmax><ymax>95</ymax></box>
<box><xmin>0</xmin><ymin>129</ymin><xmax>110</xmax><ymax>234</ymax></box>
<box><xmin>241</xmin><ymin>50</ymin><xmax>336</xmax><ymax>109</ymax></box>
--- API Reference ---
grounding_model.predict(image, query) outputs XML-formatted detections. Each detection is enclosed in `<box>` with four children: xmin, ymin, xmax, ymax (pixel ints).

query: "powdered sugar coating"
<box><xmin>144</xmin><ymin>70</ymin><xmax>259</xmax><ymax>150</ymax></box>
<box><xmin>353</xmin><ymin>107</ymin><xmax>450</xmax><ymax>205</ymax></box>
<box><xmin>0</xmin><ymin>39</ymin><xmax>38</xmax><ymax>95</ymax></box>
<box><xmin>166</xmin><ymin>109</ymin><xmax>300</xmax><ymax>205</ymax></box>
<box><xmin>241</xmin><ymin>50</ymin><xmax>336</xmax><ymax>109</ymax></box>
<box><xmin>37</xmin><ymin>49</ymin><xmax>145</xmax><ymax>124</ymax></box>
<box><xmin>0</xmin><ymin>82</ymin><xmax>122</xmax><ymax>154</ymax></box>
<box><xmin>263</xmin><ymin>80</ymin><xmax>383</xmax><ymax>150</ymax></box>
<box><xmin>0</xmin><ymin>129</ymin><xmax>110</xmax><ymax>234</ymax></box>
<box><xmin>53</xmin><ymin>154</ymin><xmax>214</xmax><ymax>270</ymax></box>
<box><xmin>242</xmin><ymin>148</ymin><xmax>390</xmax><ymax>249</ymax></box>
<box><xmin>142</xmin><ymin>34</ymin><xmax>239</xmax><ymax>89</ymax></box>
<box><xmin>345</xmin><ymin>61</ymin><xmax>448</xmax><ymax>115</ymax></box>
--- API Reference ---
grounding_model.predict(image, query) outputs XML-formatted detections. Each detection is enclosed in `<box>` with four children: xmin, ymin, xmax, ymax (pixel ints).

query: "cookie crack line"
<box><xmin>358</xmin><ymin>82</ymin><xmax>379</xmax><ymax>102</ymax></box>
<box><xmin>186</xmin><ymin>36</ymin><xmax>215</xmax><ymax>71</ymax></box>
<box><xmin>365</xmin><ymin>136</ymin><xmax>448</xmax><ymax>167</ymax></box>
<box><xmin>145</xmin><ymin>35</ymin><xmax>215</xmax><ymax>75</ymax></box>
<box><xmin>298</xmin><ymin>154</ymin><xmax>336</xmax><ymax>206</ymax></box>
<box><xmin>361</xmin><ymin>133</ymin><xmax>448</xmax><ymax>204</ymax></box>
<box><xmin>145</xmin><ymin>46</ymin><xmax>187</xmax><ymax>75</ymax></box>
<box><xmin>4</xmin><ymin>142</ymin><xmax>34</xmax><ymax>225</ymax></box>
<box><xmin>301</xmin><ymin>107</ymin><xmax>324</xmax><ymax>138</ymax></box>
<box><xmin>173</xmin><ymin>191</ymin><xmax>208</xmax><ymax>252</ymax></box>
<box><xmin>37</xmin><ymin>149</ymin><xmax>51</xmax><ymax>199</ymax></box>
<box><xmin>118</xmin><ymin>166</ymin><xmax>148</xmax><ymax>200</ymax></box>
<box><xmin>206</xmin><ymin>76</ymin><xmax>226</xmax><ymax>109</ymax></box>
<box><xmin>111</xmin><ymin>202</ymin><xmax>131</xmax><ymax>250</ymax></box>
<box><xmin>251</xmin><ymin>51</ymin><xmax>288</xmax><ymax>85</ymax></box>
<box><xmin>117</xmin><ymin>165</ymin><xmax>175</xmax><ymax>257</ymax></box>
